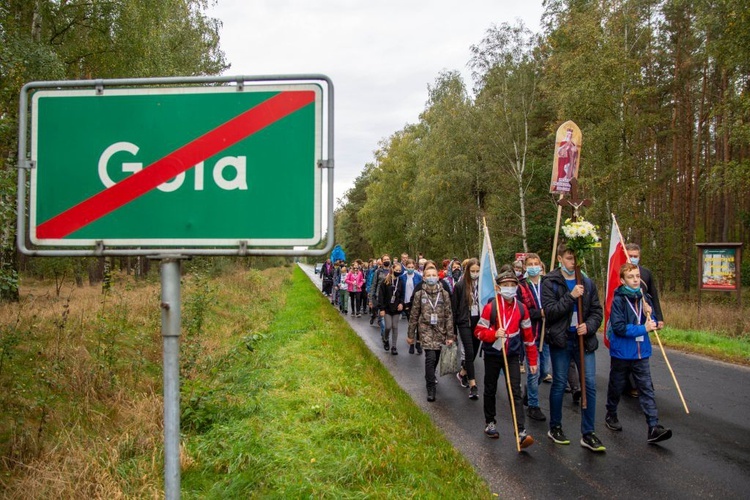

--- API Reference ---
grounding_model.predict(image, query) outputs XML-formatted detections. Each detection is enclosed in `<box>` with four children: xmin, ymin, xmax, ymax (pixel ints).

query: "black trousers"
<box><xmin>483</xmin><ymin>353</ymin><xmax>525</xmax><ymax>432</ymax></box>
<box><xmin>458</xmin><ymin>317</ymin><xmax>480</xmax><ymax>380</ymax></box>
<box><xmin>425</xmin><ymin>349</ymin><xmax>441</xmax><ymax>390</ymax></box>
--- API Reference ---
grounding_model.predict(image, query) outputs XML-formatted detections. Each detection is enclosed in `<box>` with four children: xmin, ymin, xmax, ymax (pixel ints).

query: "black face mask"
<box><xmin>383</xmin><ymin>261</ymin><xmax>391</xmax><ymax>267</ymax></box>
<box><xmin>452</xmin><ymin>270</ymin><xmax>461</xmax><ymax>280</ymax></box>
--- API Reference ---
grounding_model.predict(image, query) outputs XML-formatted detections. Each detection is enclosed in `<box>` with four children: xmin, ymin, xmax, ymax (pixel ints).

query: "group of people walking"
<box><xmin>318</xmin><ymin>244</ymin><xmax>672</xmax><ymax>453</ymax></box>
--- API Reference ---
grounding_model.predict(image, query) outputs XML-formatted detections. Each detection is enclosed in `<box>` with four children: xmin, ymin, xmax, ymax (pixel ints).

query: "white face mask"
<box><xmin>470</xmin><ymin>272</ymin><xmax>480</xmax><ymax>280</ymax></box>
<box><xmin>499</xmin><ymin>286</ymin><xmax>517</xmax><ymax>300</ymax></box>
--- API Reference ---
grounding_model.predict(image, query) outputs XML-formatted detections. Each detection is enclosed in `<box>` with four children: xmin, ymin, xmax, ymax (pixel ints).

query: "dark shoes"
<box><xmin>469</xmin><ymin>385</ymin><xmax>479</xmax><ymax>400</ymax></box>
<box><xmin>427</xmin><ymin>387</ymin><xmax>436</xmax><ymax>402</ymax></box>
<box><xmin>647</xmin><ymin>425</ymin><xmax>672</xmax><ymax>444</ymax></box>
<box><xmin>580</xmin><ymin>432</ymin><xmax>606</xmax><ymax>452</ymax></box>
<box><xmin>415</xmin><ymin>343</ymin><xmax>423</xmax><ymax>355</ymax></box>
<box><xmin>408</xmin><ymin>344</ymin><xmax>415</xmax><ymax>354</ymax></box>
<box><xmin>383</xmin><ymin>339</ymin><xmax>390</xmax><ymax>351</ymax></box>
<box><xmin>547</xmin><ymin>426</ymin><xmax>570</xmax><ymax>445</ymax></box>
<box><xmin>456</xmin><ymin>372</ymin><xmax>469</xmax><ymax>388</ymax></box>
<box><xmin>605</xmin><ymin>412</ymin><xmax>623</xmax><ymax>431</ymax></box>
<box><xmin>527</xmin><ymin>406</ymin><xmax>546</xmax><ymax>421</ymax></box>
<box><xmin>391</xmin><ymin>347</ymin><xmax>398</xmax><ymax>355</ymax></box>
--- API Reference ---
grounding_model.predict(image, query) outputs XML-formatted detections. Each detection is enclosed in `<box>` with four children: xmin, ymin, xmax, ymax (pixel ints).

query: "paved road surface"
<box><xmin>300</xmin><ymin>265</ymin><xmax>750</xmax><ymax>498</ymax></box>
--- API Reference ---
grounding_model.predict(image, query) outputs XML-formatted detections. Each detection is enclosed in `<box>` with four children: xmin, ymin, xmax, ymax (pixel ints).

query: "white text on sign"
<box><xmin>97</xmin><ymin>142</ymin><xmax>248</xmax><ymax>192</ymax></box>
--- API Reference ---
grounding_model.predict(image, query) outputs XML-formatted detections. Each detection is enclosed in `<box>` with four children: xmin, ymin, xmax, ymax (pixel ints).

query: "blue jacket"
<box><xmin>366</xmin><ymin>267</ymin><xmax>377</xmax><ymax>294</ymax></box>
<box><xmin>607</xmin><ymin>286</ymin><xmax>655</xmax><ymax>360</ymax></box>
<box><xmin>398</xmin><ymin>271</ymin><xmax>423</xmax><ymax>307</ymax></box>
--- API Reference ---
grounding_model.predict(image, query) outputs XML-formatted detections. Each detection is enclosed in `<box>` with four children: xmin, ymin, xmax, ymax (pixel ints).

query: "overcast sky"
<box><xmin>207</xmin><ymin>1</ymin><xmax>546</xmax><ymax>207</ymax></box>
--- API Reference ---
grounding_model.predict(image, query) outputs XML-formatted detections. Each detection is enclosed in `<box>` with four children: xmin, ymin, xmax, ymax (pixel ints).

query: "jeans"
<box><xmin>606</xmin><ymin>357</ymin><xmax>659</xmax><ymax>428</ymax></box>
<box><xmin>539</xmin><ymin>343</ymin><xmax>551</xmax><ymax>380</ymax></box>
<box><xmin>526</xmin><ymin>342</ymin><xmax>550</xmax><ymax>408</ymax></box>
<box><xmin>525</xmin><ymin>352</ymin><xmax>540</xmax><ymax>408</ymax></box>
<box><xmin>483</xmin><ymin>354</ymin><xmax>525</xmax><ymax>432</ymax></box>
<box><xmin>549</xmin><ymin>339</ymin><xmax>597</xmax><ymax>435</ymax></box>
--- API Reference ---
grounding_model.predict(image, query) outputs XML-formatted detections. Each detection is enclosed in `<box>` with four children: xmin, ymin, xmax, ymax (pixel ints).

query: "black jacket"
<box><xmin>451</xmin><ymin>278</ymin><xmax>480</xmax><ymax>329</ymax></box>
<box><xmin>376</xmin><ymin>277</ymin><xmax>403</xmax><ymax>315</ymax></box>
<box><xmin>541</xmin><ymin>268</ymin><xmax>603</xmax><ymax>352</ymax></box>
<box><xmin>639</xmin><ymin>265</ymin><xmax>664</xmax><ymax>322</ymax></box>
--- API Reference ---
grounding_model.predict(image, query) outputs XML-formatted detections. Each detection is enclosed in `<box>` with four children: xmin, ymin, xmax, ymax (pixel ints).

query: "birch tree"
<box><xmin>470</xmin><ymin>22</ymin><xmax>542</xmax><ymax>253</ymax></box>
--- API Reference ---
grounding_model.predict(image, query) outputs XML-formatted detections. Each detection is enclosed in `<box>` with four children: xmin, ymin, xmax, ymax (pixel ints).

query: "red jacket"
<box><xmin>518</xmin><ymin>279</ymin><xmax>544</xmax><ymax>340</ymax></box>
<box><xmin>474</xmin><ymin>297</ymin><xmax>538</xmax><ymax>366</ymax></box>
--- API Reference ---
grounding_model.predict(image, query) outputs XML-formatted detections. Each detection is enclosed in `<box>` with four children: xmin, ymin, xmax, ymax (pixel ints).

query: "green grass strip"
<box><xmin>658</xmin><ymin>326</ymin><xmax>750</xmax><ymax>365</ymax></box>
<box><xmin>181</xmin><ymin>266</ymin><xmax>492</xmax><ymax>498</ymax></box>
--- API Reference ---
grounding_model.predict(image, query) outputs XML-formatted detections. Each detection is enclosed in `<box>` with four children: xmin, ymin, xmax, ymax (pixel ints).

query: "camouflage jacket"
<box><xmin>407</xmin><ymin>284</ymin><xmax>455</xmax><ymax>350</ymax></box>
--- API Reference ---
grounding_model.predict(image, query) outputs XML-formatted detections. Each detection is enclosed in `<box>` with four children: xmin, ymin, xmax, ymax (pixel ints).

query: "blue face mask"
<box><xmin>406</xmin><ymin>269</ymin><xmax>415</xmax><ymax>275</ymax></box>
<box><xmin>425</xmin><ymin>277</ymin><xmax>439</xmax><ymax>286</ymax></box>
<box><xmin>526</xmin><ymin>266</ymin><xmax>542</xmax><ymax>277</ymax></box>
<box><xmin>624</xmin><ymin>285</ymin><xmax>640</xmax><ymax>293</ymax></box>
<box><xmin>561</xmin><ymin>266</ymin><xmax>575</xmax><ymax>276</ymax></box>
<box><xmin>630</xmin><ymin>257</ymin><xmax>640</xmax><ymax>265</ymax></box>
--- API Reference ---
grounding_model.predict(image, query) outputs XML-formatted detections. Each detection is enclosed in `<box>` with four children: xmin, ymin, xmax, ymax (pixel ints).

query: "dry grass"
<box><xmin>0</xmin><ymin>264</ymin><xmax>291</xmax><ymax>499</ymax></box>
<box><xmin>659</xmin><ymin>292</ymin><xmax>749</xmax><ymax>337</ymax></box>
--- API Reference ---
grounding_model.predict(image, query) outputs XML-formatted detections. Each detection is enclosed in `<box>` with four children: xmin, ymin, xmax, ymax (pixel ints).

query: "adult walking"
<box><xmin>451</xmin><ymin>258</ymin><xmax>482</xmax><ymax>400</ymax></box>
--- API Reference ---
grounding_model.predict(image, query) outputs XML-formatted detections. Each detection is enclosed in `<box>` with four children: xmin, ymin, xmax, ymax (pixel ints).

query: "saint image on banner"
<box><xmin>550</xmin><ymin>121</ymin><xmax>582</xmax><ymax>194</ymax></box>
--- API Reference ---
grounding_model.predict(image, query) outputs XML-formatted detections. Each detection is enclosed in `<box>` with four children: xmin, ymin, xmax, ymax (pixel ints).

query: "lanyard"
<box><xmin>426</xmin><ymin>290</ymin><xmax>441</xmax><ymax>311</ymax></box>
<box><xmin>529</xmin><ymin>280</ymin><xmax>541</xmax><ymax>308</ymax></box>
<box><xmin>626</xmin><ymin>297</ymin><xmax>642</xmax><ymax>325</ymax></box>
<box><xmin>472</xmin><ymin>283</ymin><xmax>478</xmax><ymax>306</ymax></box>
<box><xmin>499</xmin><ymin>298</ymin><xmax>517</xmax><ymax>332</ymax></box>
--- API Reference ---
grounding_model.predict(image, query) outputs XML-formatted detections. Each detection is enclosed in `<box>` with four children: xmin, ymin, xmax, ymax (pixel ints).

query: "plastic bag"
<box><xmin>438</xmin><ymin>342</ymin><xmax>460</xmax><ymax>377</ymax></box>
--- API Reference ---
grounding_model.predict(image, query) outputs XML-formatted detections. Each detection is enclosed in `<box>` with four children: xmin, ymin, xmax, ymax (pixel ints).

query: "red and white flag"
<box><xmin>604</xmin><ymin>214</ymin><xmax>630</xmax><ymax>348</ymax></box>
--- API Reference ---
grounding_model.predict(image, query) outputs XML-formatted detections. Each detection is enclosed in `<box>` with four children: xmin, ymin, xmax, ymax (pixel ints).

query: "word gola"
<box><xmin>98</xmin><ymin>141</ymin><xmax>248</xmax><ymax>192</ymax></box>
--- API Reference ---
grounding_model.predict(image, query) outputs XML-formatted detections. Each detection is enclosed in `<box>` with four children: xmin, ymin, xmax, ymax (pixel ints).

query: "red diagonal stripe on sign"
<box><xmin>36</xmin><ymin>90</ymin><xmax>315</xmax><ymax>239</ymax></box>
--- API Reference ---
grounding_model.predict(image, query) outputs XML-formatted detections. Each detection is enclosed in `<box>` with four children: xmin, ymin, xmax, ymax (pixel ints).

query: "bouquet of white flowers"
<box><xmin>562</xmin><ymin>218</ymin><xmax>600</xmax><ymax>257</ymax></box>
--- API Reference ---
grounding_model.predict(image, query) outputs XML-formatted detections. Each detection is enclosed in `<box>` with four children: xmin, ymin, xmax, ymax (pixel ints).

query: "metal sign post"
<box><xmin>158</xmin><ymin>257</ymin><xmax>184</xmax><ymax>499</ymax></box>
<box><xmin>16</xmin><ymin>75</ymin><xmax>334</xmax><ymax>499</ymax></box>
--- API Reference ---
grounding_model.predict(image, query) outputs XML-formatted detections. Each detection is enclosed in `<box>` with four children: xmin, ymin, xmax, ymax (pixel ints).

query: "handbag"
<box><xmin>438</xmin><ymin>342</ymin><xmax>460</xmax><ymax>377</ymax></box>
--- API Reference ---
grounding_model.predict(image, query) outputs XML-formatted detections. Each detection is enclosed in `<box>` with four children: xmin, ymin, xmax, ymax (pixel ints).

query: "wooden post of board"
<box><xmin>557</xmin><ymin>178</ymin><xmax>591</xmax><ymax>409</ymax></box>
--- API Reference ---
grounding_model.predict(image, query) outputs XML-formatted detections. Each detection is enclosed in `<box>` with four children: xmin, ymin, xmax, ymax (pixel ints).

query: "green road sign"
<box><xmin>30</xmin><ymin>84</ymin><xmax>323</xmax><ymax>247</ymax></box>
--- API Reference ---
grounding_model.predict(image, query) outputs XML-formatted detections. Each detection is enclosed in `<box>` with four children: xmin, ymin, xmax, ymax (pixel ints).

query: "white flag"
<box><xmin>478</xmin><ymin>223</ymin><xmax>498</xmax><ymax>307</ymax></box>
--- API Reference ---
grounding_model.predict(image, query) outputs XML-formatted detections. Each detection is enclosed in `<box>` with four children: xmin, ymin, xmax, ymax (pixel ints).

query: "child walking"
<box><xmin>346</xmin><ymin>263</ymin><xmax>365</xmax><ymax>317</ymax></box>
<box><xmin>338</xmin><ymin>266</ymin><xmax>349</xmax><ymax>314</ymax></box>
<box><xmin>407</xmin><ymin>264</ymin><xmax>455</xmax><ymax>402</ymax></box>
<box><xmin>605</xmin><ymin>263</ymin><xmax>672</xmax><ymax>443</ymax></box>
<box><xmin>542</xmin><ymin>243</ymin><xmax>605</xmax><ymax>452</ymax></box>
<box><xmin>517</xmin><ymin>252</ymin><xmax>547</xmax><ymax>422</ymax></box>
<box><xmin>474</xmin><ymin>266</ymin><xmax>537</xmax><ymax>449</ymax></box>
<box><xmin>451</xmin><ymin>258</ymin><xmax>482</xmax><ymax>400</ymax></box>
<box><xmin>377</xmin><ymin>262</ymin><xmax>404</xmax><ymax>355</ymax></box>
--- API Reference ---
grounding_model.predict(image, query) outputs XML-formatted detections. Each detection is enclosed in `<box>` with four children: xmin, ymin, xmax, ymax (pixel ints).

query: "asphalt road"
<box><xmin>300</xmin><ymin>264</ymin><xmax>750</xmax><ymax>498</ymax></box>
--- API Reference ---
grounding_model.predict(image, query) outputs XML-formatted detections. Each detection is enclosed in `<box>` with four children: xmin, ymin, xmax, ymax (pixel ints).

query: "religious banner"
<box><xmin>549</xmin><ymin>120</ymin><xmax>582</xmax><ymax>194</ymax></box>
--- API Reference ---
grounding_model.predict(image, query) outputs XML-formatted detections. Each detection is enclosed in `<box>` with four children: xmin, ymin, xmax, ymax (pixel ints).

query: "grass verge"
<box><xmin>181</xmin><ymin>266</ymin><xmax>491</xmax><ymax>498</ymax></box>
<box><xmin>658</xmin><ymin>327</ymin><xmax>750</xmax><ymax>366</ymax></box>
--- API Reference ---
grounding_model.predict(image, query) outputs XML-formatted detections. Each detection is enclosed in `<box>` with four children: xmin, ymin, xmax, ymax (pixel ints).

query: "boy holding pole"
<box><xmin>542</xmin><ymin>243</ymin><xmax>605</xmax><ymax>452</ymax></box>
<box><xmin>475</xmin><ymin>266</ymin><xmax>537</xmax><ymax>450</ymax></box>
<box><xmin>604</xmin><ymin>263</ymin><xmax>673</xmax><ymax>443</ymax></box>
